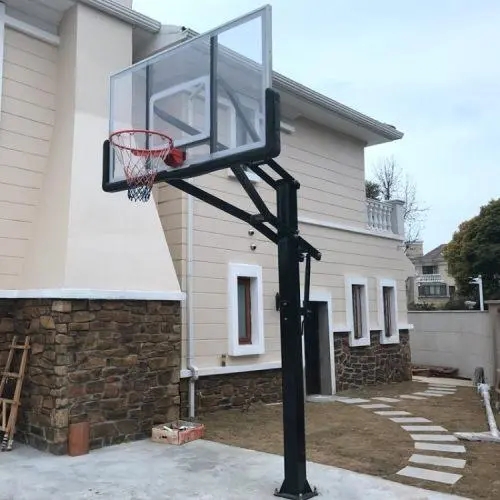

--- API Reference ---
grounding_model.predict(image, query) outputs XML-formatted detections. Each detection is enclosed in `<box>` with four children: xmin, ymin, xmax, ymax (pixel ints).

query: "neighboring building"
<box><xmin>406</xmin><ymin>241</ymin><xmax>457</xmax><ymax>306</ymax></box>
<box><xmin>0</xmin><ymin>0</ymin><xmax>414</xmax><ymax>453</ymax></box>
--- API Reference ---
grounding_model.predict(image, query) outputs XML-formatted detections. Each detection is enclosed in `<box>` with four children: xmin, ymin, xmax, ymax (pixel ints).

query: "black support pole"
<box><xmin>275</xmin><ymin>179</ymin><xmax>317</xmax><ymax>500</ymax></box>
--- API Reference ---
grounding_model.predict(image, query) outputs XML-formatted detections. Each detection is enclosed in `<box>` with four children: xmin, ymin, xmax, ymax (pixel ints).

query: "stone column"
<box><xmin>485</xmin><ymin>300</ymin><xmax>500</xmax><ymax>385</ymax></box>
<box><xmin>388</xmin><ymin>199</ymin><xmax>405</xmax><ymax>237</ymax></box>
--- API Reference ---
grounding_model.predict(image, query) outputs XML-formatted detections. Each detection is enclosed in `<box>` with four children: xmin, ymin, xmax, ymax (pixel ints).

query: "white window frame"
<box><xmin>0</xmin><ymin>3</ymin><xmax>5</xmax><ymax>118</ymax></box>
<box><xmin>228</xmin><ymin>263</ymin><xmax>265</xmax><ymax>356</ymax></box>
<box><xmin>344</xmin><ymin>276</ymin><xmax>370</xmax><ymax>347</ymax></box>
<box><xmin>377</xmin><ymin>278</ymin><xmax>400</xmax><ymax>344</ymax></box>
<box><xmin>151</xmin><ymin>75</ymin><xmax>211</xmax><ymax>148</ymax></box>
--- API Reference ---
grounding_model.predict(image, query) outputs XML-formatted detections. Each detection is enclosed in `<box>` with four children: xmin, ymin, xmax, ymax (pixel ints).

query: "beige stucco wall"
<box><xmin>182</xmin><ymin>117</ymin><xmax>413</xmax><ymax>370</ymax></box>
<box><xmin>1</xmin><ymin>5</ymin><xmax>181</xmax><ymax>296</ymax></box>
<box><xmin>409</xmin><ymin>311</ymin><xmax>493</xmax><ymax>381</ymax></box>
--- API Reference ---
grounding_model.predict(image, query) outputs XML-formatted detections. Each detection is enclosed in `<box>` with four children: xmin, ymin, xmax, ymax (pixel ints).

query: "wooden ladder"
<box><xmin>0</xmin><ymin>336</ymin><xmax>30</xmax><ymax>452</ymax></box>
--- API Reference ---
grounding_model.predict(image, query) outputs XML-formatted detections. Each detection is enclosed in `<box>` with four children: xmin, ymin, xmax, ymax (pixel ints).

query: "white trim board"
<box><xmin>0</xmin><ymin>289</ymin><xmax>186</xmax><ymax>301</ymax></box>
<box><xmin>5</xmin><ymin>14</ymin><xmax>60</xmax><ymax>46</ymax></box>
<box><xmin>180</xmin><ymin>361</ymin><xmax>281</xmax><ymax>378</ymax></box>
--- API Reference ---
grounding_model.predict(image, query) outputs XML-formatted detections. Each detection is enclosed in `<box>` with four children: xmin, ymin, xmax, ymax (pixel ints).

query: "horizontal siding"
<box><xmin>0</xmin><ymin>28</ymin><xmax>57</xmax><ymax>288</ymax></box>
<box><xmin>186</xmin><ymin>115</ymin><xmax>410</xmax><ymax>370</ymax></box>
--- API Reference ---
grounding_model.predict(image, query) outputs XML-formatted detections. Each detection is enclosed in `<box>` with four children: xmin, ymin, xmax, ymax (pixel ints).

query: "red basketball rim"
<box><xmin>109</xmin><ymin>129</ymin><xmax>174</xmax><ymax>158</ymax></box>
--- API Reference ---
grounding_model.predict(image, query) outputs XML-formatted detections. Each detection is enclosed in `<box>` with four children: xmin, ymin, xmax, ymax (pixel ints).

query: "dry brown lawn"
<box><xmin>200</xmin><ymin>380</ymin><xmax>500</xmax><ymax>500</ymax></box>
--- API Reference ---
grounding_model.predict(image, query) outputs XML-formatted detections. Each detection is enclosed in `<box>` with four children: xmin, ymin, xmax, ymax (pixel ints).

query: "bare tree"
<box><xmin>372</xmin><ymin>156</ymin><xmax>428</xmax><ymax>243</ymax></box>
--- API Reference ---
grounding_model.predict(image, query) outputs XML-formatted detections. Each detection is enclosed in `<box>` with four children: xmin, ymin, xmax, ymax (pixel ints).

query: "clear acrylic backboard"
<box><xmin>103</xmin><ymin>5</ymin><xmax>281</xmax><ymax>192</ymax></box>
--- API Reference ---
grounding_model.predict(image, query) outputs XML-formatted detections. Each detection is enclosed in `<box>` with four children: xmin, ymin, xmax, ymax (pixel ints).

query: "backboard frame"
<box><xmin>102</xmin><ymin>5</ymin><xmax>281</xmax><ymax>192</ymax></box>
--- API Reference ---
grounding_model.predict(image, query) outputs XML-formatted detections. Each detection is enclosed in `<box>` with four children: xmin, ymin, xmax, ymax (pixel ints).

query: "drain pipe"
<box><xmin>186</xmin><ymin>190</ymin><xmax>198</xmax><ymax>419</ymax></box>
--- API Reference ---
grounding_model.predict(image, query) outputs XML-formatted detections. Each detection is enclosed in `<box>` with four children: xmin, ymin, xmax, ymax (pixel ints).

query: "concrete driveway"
<box><xmin>0</xmin><ymin>439</ymin><xmax>469</xmax><ymax>499</ymax></box>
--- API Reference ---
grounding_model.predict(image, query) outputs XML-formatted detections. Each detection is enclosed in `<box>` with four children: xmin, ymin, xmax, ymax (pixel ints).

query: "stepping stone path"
<box><xmin>315</xmin><ymin>381</ymin><xmax>466</xmax><ymax>487</ymax></box>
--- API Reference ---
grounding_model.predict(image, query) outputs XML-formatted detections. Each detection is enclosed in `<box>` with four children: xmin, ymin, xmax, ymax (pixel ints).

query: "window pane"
<box><xmin>352</xmin><ymin>285</ymin><xmax>363</xmax><ymax>339</ymax></box>
<box><xmin>237</xmin><ymin>277</ymin><xmax>252</xmax><ymax>344</ymax></box>
<box><xmin>383</xmin><ymin>287</ymin><xmax>393</xmax><ymax>337</ymax></box>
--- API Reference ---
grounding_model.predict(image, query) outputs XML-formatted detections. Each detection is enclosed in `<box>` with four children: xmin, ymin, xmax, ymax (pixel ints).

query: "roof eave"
<box><xmin>133</xmin><ymin>24</ymin><xmax>404</xmax><ymax>144</ymax></box>
<box><xmin>273</xmin><ymin>72</ymin><xmax>404</xmax><ymax>144</ymax></box>
<box><xmin>79</xmin><ymin>0</ymin><xmax>161</xmax><ymax>32</ymax></box>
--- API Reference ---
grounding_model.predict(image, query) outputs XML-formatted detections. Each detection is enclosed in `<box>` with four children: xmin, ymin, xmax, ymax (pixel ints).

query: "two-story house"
<box><xmin>149</xmin><ymin>30</ymin><xmax>416</xmax><ymax>418</ymax></box>
<box><xmin>0</xmin><ymin>0</ymin><xmax>414</xmax><ymax>453</ymax></box>
<box><xmin>406</xmin><ymin>241</ymin><xmax>457</xmax><ymax>306</ymax></box>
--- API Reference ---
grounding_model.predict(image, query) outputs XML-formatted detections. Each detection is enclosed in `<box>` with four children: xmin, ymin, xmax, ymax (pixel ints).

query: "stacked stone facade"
<box><xmin>180</xmin><ymin>331</ymin><xmax>411</xmax><ymax>416</ymax></box>
<box><xmin>180</xmin><ymin>369</ymin><xmax>282</xmax><ymax>417</ymax></box>
<box><xmin>0</xmin><ymin>298</ymin><xmax>181</xmax><ymax>454</ymax></box>
<box><xmin>334</xmin><ymin>330</ymin><xmax>411</xmax><ymax>391</ymax></box>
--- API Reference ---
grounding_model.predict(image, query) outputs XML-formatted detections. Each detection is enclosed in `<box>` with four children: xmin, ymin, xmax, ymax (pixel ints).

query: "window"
<box><xmin>352</xmin><ymin>285</ymin><xmax>364</xmax><ymax>339</ymax></box>
<box><xmin>422</xmin><ymin>265</ymin><xmax>437</xmax><ymax>275</ymax></box>
<box><xmin>228</xmin><ymin>263</ymin><xmax>264</xmax><ymax>356</ymax></box>
<box><xmin>449</xmin><ymin>285</ymin><xmax>456</xmax><ymax>298</ymax></box>
<box><xmin>383</xmin><ymin>287</ymin><xmax>394</xmax><ymax>337</ymax></box>
<box><xmin>419</xmin><ymin>284</ymin><xmax>447</xmax><ymax>297</ymax></box>
<box><xmin>237</xmin><ymin>277</ymin><xmax>252</xmax><ymax>345</ymax></box>
<box><xmin>377</xmin><ymin>279</ymin><xmax>399</xmax><ymax>344</ymax></box>
<box><xmin>345</xmin><ymin>276</ymin><xmax>370</xmax><ymax>347</ymax></box>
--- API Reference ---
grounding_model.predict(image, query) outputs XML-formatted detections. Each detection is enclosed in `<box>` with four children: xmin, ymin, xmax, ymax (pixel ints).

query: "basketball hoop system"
<box><xmin>109</xmin><ymin>129</ymin><xmax>173</xmax><ymax>202</ymax></box>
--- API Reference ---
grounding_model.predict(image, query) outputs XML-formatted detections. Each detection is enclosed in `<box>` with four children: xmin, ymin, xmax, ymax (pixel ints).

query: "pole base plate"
<box><xmin>274</xmin><ymin>483</ymin><xmax>318</xmax><ymax>499</ymax></box>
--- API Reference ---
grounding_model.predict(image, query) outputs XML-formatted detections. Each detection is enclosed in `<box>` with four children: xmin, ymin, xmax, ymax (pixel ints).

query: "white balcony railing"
<box><xmin>366</xmin><ymin>199</ymin><xmax>393</xmax><ymax>232</ymax></box>
<box><xmin>416</xmin><ymin>274</ymin><xmax>443</xmax><ymax>283</ymax></box>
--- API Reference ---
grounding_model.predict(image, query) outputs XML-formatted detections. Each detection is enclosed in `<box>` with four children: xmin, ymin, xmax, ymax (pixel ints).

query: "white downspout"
<box><xmin>186</xmin><ymin>191</ymin><xmax>198</xmax><ymax>419</ymax></box>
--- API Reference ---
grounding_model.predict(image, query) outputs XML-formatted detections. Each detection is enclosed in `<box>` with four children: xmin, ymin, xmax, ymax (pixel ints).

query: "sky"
<box><xmin>133</xmin><ymin>0</ymin><xmax>500</xmax><ymax>253</ymax></box>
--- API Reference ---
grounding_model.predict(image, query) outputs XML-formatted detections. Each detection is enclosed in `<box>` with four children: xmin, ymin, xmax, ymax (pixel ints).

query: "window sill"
<box><xmin>379</xmin><ymin>332</ymin><xmax>400</xmax><ymax>345</ymax></box>
<box><xmin>349</xmin><ymin>335</ymin><xmax>371</xmax><ymax>348</ymax></box>
<box><xmin>228</xmin><ymin>341</ymin><xmax>265</xmax><ymax>357</ymax></box>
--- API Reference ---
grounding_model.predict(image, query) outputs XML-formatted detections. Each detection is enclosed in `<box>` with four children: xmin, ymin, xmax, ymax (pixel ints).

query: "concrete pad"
<box><xmin>358</xmin><ymin>403</ymin><xmax>392</xmax><ymax>409</ymax></box>
<box><xmin>397</xmin><ymin>466</ymin><xmax>462</xmax><ymax>485</ymax></box>
<box><xmin>0</xmin><ymin>440</ymin><xmax>467</xmax><ymax>500</ymax></box>
<box><xmin>402</xmin><ymin>426</ymin><xmax>447</xmax><ymax>432</ymax></box>
<box><xmin>411</xmin><ymin>434</ymin><xmax>459</xmax><ymax>442</ymax></box>
<box><xmin>335</xmin><ymin>397</ymin><xmax>372</xmax><ymax>404</ymax></box>
<box><xmin>428</xmin><ymin>386</ymin><xmax>456</xmax><ymax>390</ymax></box>
<box><xmin>375</xmin><ymin>411</ymin><xmax>412</xmax><ymax>416</ymax></box>
<box><xmin>409</xmin><ymin>454</ymin><xmax>466</xmax><ymax>469</ymax></box>
<box><xmin>413</xmin><ymin>392</ymin><xmax>444</xmax><ymax>397</ymax></box>
<box><xmin>390</xmin><ymin>417</ymin><xmax>431</xmax><ymax>424</ymax></box>
<box><xmin>413</xmin><ymin>376</ymin><xmax>472</xmax><ymax>387</ymax></box>
<box><xmin>427</xmin><ymin>388</ymin><xmax>456</xmax><ymax>393</ymax></box>
<box><xmin>400</xmin><ymin>395</ymin><xmax>427</xmax><ymax>400</ymax></box>
<box><xmin>372</xmin><ymin>397</ymin><xmax>401</xmax><ymax>403</ymax></box>
<box><xmin>415</xmin><ymin>442</ymin><xmax>466</xmax><ymax>453</ymax></box>
<box><xmin>306</xmin><ymin>395</ymin><xmax>341</xmax><ymax>403</ymax></box>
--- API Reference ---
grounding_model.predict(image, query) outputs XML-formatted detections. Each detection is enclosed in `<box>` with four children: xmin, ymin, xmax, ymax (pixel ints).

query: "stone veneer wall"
<box><xmin>180</xmin><ymin>369</ymin><xmax>282</xmax><ymax>417</ymax></box>
<box><xmin>0</xmin><ymin>298</ymin><xmax>181</xmax><ymax>454</ymax></box>
<box><xmin>334</xmin><ymin>330</ymin><xmax>411</xmax><ymax>391</ymax></box>
<box><xmin>179</xmin><ymin>331</ymin><xmax>410</xmax><ymax>416</ymax></box>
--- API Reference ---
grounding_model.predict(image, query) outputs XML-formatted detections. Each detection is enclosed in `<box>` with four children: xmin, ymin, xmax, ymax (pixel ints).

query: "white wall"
<box><xmin>409</xmin><ymin>311</ymin><xmax>494</xmax><ymax>382</ymax></box>
<box><xmin>1</xmin><ymin>4</ymin><xmax>182</xmax><ymax>298</ymax></box>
